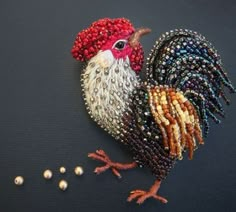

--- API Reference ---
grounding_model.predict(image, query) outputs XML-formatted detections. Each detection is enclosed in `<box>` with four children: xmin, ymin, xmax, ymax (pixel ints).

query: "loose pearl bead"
<box><xmin>14</xmin><ymin>176</ymin><xmax>24</xmax><ymax>186</ymax></box>
<box><xmin>74</xmin><ymin>166</ymin><xmax>84</xmax><ymax>176</ymax></box>
<box><xmin>43</xmin><ymin>169</ymin><xmax>53</xmax><ymax>180</ymax></box>
<box><xmin>59</xmin><ymin>180</ymin><xmax>68</xmax><ymax>191</ymax></box>
<box><xmin>59</xmin><ymin>167</ymin><xmax>66</xmax><ymax>174</ymax></box>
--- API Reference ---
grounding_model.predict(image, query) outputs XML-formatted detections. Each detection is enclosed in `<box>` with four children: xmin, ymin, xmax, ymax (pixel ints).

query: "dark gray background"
<box><xmin>0</xmin><ymin>0</ymin><xmax>235</xmax><ymax>211</ymax></box>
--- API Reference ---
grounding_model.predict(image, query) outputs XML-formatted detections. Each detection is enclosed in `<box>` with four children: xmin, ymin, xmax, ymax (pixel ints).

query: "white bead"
<box><xmin>74</xmin><ymin>166</ymin><xmax>84</xmax><ymax>176</ymax></box>
<box><xmin>59</xmin><ymin>180</ymin><xmax>68</xmax><ymax>191</ymax></box>
<box><xmin>59</xmin><ymin>167</ymin><xmax>66</xmax><ymax>174</ymax></box>
<box><xmin>14</xmin><ymin>176</ymin><xmax>24</xmax><ymax>186</ymax></box>
<box><xmin>43</xmin><ymin>169</ymin><xmax>53</xmax><ymax>180</ymax></box>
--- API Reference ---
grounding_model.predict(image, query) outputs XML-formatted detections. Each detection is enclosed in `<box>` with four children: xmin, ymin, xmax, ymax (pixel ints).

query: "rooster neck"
<box><xmin>81</xmin><ymin>50</ymin><xmax>140</xmax><ymax>136</ymax></box>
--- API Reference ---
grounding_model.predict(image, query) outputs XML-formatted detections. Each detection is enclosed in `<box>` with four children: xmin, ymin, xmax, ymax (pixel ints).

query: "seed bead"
<box><xmin>59</xmin><ymin>167</ymin><xmax>66</xmax><ymax>174</ymax></box>
<box><xmin>43</xmin><ymin>169</ymin><xmax>53</xmax><ymax>180</ymax></box>
<box><xmin>59</xmin><ymin>180</ymin><xmax>68</xmax><ymax>191</ymax></box>
<box><xmin>14</xmin><ymin>176</ymin><xmax>24</xmax><ymax>186</ymax></box>
<box><xmin>74</xmin><ymin>166</ymin><xmax>84</xmax><ymax>176</ymax></box>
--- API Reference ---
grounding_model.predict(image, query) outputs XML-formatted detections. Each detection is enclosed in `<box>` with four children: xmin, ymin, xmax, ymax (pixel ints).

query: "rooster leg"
<box><xmin>127</xmin><ymin>179</ymin><xmax>168</xmax><ymax>204</ymax></box>
<box><xmin>88</xmin><ymin>149</ymin><xmax>137</xmax><ymax>178</ymax></box>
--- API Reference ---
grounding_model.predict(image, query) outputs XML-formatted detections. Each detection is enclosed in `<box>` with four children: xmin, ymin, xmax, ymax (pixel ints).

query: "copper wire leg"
<box><xmin>127</xmin><ymin>179</ymin><xmax>168</xmax><ymax>204</ymax></box>
<box><xmin>88</xmin><ymin>149</ymin><xmax>137</xmax><ymax>178</ymax></box>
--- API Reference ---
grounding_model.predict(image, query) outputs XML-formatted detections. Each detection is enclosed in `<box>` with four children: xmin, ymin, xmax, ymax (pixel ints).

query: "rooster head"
<box><xmin>71</xmin><ymin>18</ymin><xmax>150</xmax><ymax>72</ymax></box>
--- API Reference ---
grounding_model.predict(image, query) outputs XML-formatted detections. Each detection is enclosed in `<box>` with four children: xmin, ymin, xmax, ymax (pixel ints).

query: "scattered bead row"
<box><xmin>14</xmin><ymin>166</ymin><xmax>84</xmax><ymax>191</ymax></box>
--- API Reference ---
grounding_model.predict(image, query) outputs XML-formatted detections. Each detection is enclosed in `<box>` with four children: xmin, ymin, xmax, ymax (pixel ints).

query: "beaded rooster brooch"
<box><xmin>71</xmin><ymin>18</ymin><xmax>235</xmax><ymax>204</ymax></box>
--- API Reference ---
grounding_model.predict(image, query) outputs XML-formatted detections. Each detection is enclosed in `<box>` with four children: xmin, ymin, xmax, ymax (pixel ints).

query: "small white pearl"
<box><xmin>74</xmin><ymin>166</ymin><xmax>84</xmax><ymax>176</ymax></box>
<box><xmin>59</xmin><ymin>180</ymin><xmax>68</xmax><ymax>191</ymax></box>
<box><xmin>43</xmin><ymin>169</ymin><xmax>53</xmax><ymax>180</ymax></box>
<box><xmin>14</xmin><ymin>176</ymin><xmax>24</xmax><ymax>186</ymax></box>
<box><xmin>59</xmin><ymin>167</ymin><xmax>66</xmax><ymax>174</ymax></box>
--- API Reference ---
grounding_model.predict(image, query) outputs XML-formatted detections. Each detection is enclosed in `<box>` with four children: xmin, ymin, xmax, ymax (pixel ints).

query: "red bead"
<box><xmin>71</xmin><ymin>18</ymin><xmax>134</xmax><ymax>61</ymax></box>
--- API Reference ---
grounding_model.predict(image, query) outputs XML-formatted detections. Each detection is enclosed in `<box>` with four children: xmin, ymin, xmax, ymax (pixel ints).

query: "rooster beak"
<box><xmin>129</xmin><ymin>28</ymin><xmax>151</xmax><ymax>47</ymax></box>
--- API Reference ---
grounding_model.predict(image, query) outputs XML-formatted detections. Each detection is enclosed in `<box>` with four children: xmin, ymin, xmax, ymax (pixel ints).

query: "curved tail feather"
<box><xmin>146</xmin><ymin>29</ymin><xmax>235</xmax><ymax>135</ymax></box>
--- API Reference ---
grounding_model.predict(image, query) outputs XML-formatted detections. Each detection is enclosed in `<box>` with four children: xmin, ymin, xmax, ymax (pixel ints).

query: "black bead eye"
<box><xmin>113</xmin><ymin>40</ymin><xmax>127</xmax><ymax>50</ymax></box>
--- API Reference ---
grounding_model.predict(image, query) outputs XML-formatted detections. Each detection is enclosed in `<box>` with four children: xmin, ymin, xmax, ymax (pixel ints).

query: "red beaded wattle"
<box><xmin>71</xmin><ymin>18</ymin><xmax>144</xmax><ymax>72</ymax></box>
<box><xmin>129</xmin><ymin>44</ymin><xmax>144</xmax><ymax>72</ymax></box>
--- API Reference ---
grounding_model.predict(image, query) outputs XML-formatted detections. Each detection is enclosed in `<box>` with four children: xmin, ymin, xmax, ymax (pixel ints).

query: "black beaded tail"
<box><xmin>146</xmin><ymin>29</ymin><xmax>235</xmax><ymax>136</ymax></box>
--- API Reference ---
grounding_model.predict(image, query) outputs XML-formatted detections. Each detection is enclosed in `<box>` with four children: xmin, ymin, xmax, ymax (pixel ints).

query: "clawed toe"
<box><xmin>88</xmin><ymin>149</ymin><xmax>136</xmax><ymax>178</ymax></box>
<box><xmin>95</xmin><ymin>149</ymin><xmax>107</xmax><ymax>158</ymax></box>
<box><xmin>127</xmin><ymin>190</ymin><xmax>167</xmax><ymax>204</ymax></box>
<box><xmin>94</xmin><ymin>164</ymin><xmax>110</xmax><ymax>174</ymax></box>
<box><xmin>127</xmin><ymin>190</ymin><xmax>146</xmax><ymax>202</ymax></box>
<box><xmin>127</xmin><ymin>180</ymin><xmax>168</xmax><ymax>204</ymax></box>
<box><xmin>153</xmin><ymin>194</ymin><xmax>168</xmax><ymax>204</ymax></box>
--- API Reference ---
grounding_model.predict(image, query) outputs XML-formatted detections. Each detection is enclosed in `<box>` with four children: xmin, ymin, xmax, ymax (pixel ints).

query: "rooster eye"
<box><xmin>113</xmin><ymin>40</ymin><xmax>127</xmax><ymax>50</ymax></box>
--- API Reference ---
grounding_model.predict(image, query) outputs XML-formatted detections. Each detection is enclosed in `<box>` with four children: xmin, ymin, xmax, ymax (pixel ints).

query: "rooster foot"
<box><xmin>88</xmin><ymin>149</ymin><xmax>137</xmax><ymax>179</ymax></box>
<box><xmin>127</xmin><ymin>180</ymin><xmax>168</xmax><ymax>204</ymax></box>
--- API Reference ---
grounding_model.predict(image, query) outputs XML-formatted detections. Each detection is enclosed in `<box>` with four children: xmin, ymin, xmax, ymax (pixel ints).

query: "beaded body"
<box><xmin>120</xmin><ymin>85</ymin><xmax>176</xmax><ymax>179</ymax></box>
<box><xmin>81</xmin><ymin>52</ymin><xmax>176</xmax><ymax>179</ymax></box>
<box><xmin>82</xmin><ymin>50</ymin><xmax>139</xmax><ymax>136</ymax></box>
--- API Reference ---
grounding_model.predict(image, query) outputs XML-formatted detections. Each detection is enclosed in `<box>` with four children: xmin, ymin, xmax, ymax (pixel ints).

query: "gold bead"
<box><xmin>74</xmin><ymin>166</ymin><xmax>84</xmax><ymax>176</ymax></box>
<box><xmin>14</xmin><ymin>176</ymin><xmax>24</xmax><ymax>186</ymax></box>
<box><xmin>59</xmin><ymin>167</ymin><xmax>66</xmax><ymax>174</ymax></box>
<box><xmin>59</xmin><ymin>180</ymin><xmax>68</xmax><ymax>191</ymax></box>
<box><xmin>43</xmin><ymin>169</ymin><xmax>53</xmax><ymax>180</ymax></box>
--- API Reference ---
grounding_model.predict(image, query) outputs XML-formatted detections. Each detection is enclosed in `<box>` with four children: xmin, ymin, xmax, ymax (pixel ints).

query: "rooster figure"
<box><xmin>71</xmin><ymin>18</ymin><xmax>235</xmax><ymax>204</ymax></box>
